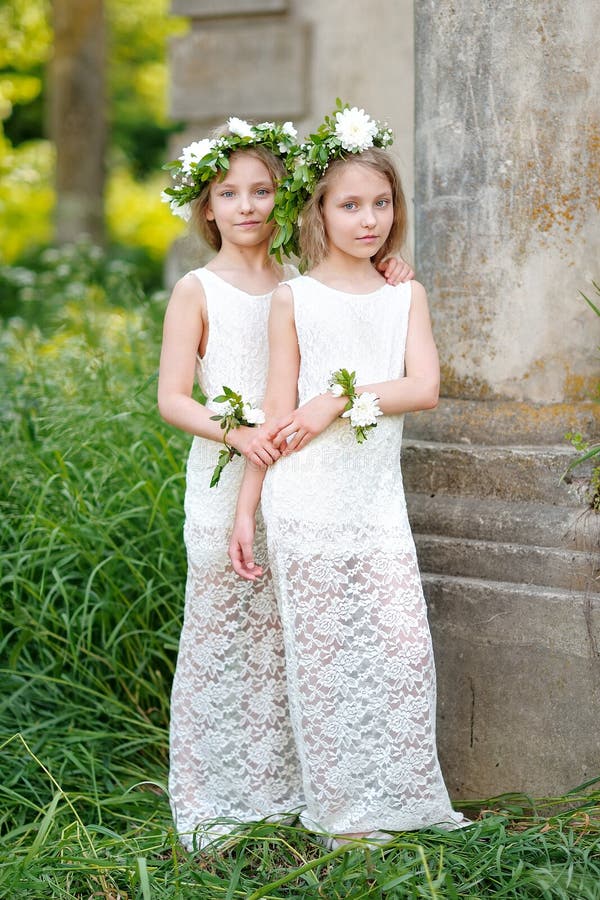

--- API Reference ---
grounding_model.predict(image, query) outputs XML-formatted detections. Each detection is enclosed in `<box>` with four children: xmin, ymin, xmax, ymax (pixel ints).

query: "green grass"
<box><xmin>1</xmin><ymin>287</ymin><xmax>600</xmax><ymax>898</ymax></box>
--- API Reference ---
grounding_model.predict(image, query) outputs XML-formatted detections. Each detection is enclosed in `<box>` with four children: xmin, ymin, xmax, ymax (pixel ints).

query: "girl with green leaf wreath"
<box><xmin>157</xmin><ymin>115</ymin><xmax>413</xmax><ymax>851</ymax></box>
<box><xmin>230</xmin><ymin>104</ymin><xmax>468</xmax><ymax>847</ymax></box>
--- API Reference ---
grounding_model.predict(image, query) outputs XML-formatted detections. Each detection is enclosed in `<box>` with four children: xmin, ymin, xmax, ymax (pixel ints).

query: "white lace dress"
<box><xmin>168</xmin><ymin>266</ymin><xmax>304</xmax><ymax>850</ymax></box>
<box><xmin>261</xmin><ymin>275</ymin><xmax>464</xmax><ymax>835</ymax></box>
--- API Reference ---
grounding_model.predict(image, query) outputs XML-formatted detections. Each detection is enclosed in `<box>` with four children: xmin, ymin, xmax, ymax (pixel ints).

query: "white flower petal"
<box><xmin>172</xmin><ymin>201</ymin><xmax>192</xmax><ymax>222</ymax></box>
<box><xmin>347</xmin><ymin>392</ymin><xmax>382</xmax><ymax>427</ymax></box>
<box><xmin>282</xmin><ymin>121</ymin><xmax>298</xmax><ymax>139</ymax></box>
<box><xmin>334</xmin><ymin>106</ymin><xmax>379</xmax><ymax>153</ymax></box>
<box><xmin>227</xmin><ymin>116</ymin><xmax>254</xmax><ymax>139</ymax></box>
<box><xmin>179</xmin><ymin>138</ymin><xmax>216</xmax><ymax>174</ymax></box>
<box><xmin>243</xmin><ymin>405</ymin><xmax>265</xmax><ymax>425</ymax></box>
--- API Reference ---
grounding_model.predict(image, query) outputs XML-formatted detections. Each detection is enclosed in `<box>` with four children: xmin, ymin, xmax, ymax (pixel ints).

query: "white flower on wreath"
<box><xmin>242</xmin><ymin>403</ymin><xmax>266</xmax><ymax>425</ymax></box>
<box><xmin>227</xmin><ymin>116</ymin><xmax>254</xmax><ymax>139</ymax></box>
<box><xmin>334</xmin><ymin>106</ymin><xmax>379</xmax><ymax>152</ymax></box>
<box><xmin>160</xmin><ymin>191</ymin><xmax>192</xmax><ymax>222</ymax></box>
<box><xmin>329</xmin><ymin>382</ymin><xmax>345</xmax><ymax>398</ymax></box>
<box><xmin>282</xmin><ymin>121</ymin><xmax>298</xmax><ymax>139</ymax></box>
<box><xmin>279</xmin><ymin>120</ymin><xmax>298</xmax><ymax>151</ymax></box>
<box><xmin>342</xmin><ymin>392</ymin><xmax>382</xmax><ymax>428</ymax></box>
<box><xmin>179</xmin><ymin>138</ymin><xmax>216</xmax><ymax>174</ymax></box>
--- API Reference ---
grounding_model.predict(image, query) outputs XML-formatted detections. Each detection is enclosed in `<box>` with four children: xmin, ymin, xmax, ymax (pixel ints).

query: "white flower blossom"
<box><xmin>329</xmin><ymin>382</ymin><xmax>345</xmax><ymax>398</ymax></box>
<box><xmin>282</xmin><ymin>121</ymin><xmax>298</xmax><ymax>139</ymax></box>
<box><xmin>172</xmin><ymin>202</ymin><xmax>192</xmax><ymax>222</ymax></box>
<box><xmin>242</xmin><ymin>403</ymin><xmax>265</xmax><ymax>425</ymax></box>
<box><xmin>161</xmin><ymin>191</ymin><xmax>192</xmax><ymax>221</ymax></box>
<box><xmin>334</xmin><ymin>106</ymin><xmax>379</xmax><ymax>152</ymax></box>
<box><xmin>342</xmin><ymin>392</ymin><xmax>382</xmax><ymax>428</ymax></box>
<box><xmin>227</xmin><ymin>117</ymin><xmax>254</xmax><ymax>138</ymax></box>
<box><xmin>179</xmin><ymin>139</ymin><xmax>216</xmax><ymax>174</ymax></box>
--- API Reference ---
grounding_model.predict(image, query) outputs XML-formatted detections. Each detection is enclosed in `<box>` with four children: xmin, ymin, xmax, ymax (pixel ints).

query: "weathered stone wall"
<box><xmin>415</xmin><ymin>0</ymin><xmax>600</xmax><ymax>402</ymax></box>
<box><xmin>412</xmin><ymin>0</ymin><xmax>600</xmax><ymax>803</ymax></box>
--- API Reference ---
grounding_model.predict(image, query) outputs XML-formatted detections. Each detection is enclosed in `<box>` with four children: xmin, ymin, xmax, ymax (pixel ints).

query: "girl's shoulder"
<box><xmin>172</xmin><ymin>268</ymin><xmax>207</xmax><ymax>297</ymax></box>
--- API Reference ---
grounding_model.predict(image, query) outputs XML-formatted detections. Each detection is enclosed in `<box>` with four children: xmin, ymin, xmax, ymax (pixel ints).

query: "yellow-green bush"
<box><xmin>106</xmin><ymin>168</ymin><xmax>185</xmax><ymax>262</ymax></box>
<box><xmin>0</xmin><ymin>136</ymin><xmax>54</xmax><ymax>263</ymax></box>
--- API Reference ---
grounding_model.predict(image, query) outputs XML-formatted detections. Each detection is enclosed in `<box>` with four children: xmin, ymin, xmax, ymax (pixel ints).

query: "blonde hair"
<box><xmin>299</xmin><ymin>148</ymin><xmax>407</xmax><ymax>269</ymax></box>
<box><xmin>190</xmin><ymin>142</ymin><xmax>286</xmax><ymax>251</ymax></box>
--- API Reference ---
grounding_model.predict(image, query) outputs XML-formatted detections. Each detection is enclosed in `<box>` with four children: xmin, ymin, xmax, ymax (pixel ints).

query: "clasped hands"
<box><xmin>227</xmin><ymin>391</ymin><xmax>347</xmax><ymax>470</ymax></box>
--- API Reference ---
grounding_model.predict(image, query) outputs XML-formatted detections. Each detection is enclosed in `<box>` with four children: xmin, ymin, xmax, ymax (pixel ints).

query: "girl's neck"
<box><xmin>209</xmin><ymin>240</ymin><xmax>278</xmax><ymax>275</ymax></box>
<box><xmin>309</xmin><ymin>254</ymin><xmax>384</xmax><ymax>293</ymax></box>
<box><xmin>206</xmin><ymin>241</ymin><xmax>282</xmax><ymax>294</ymax></box>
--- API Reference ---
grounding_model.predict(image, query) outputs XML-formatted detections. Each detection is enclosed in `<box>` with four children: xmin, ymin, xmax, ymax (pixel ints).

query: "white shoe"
<box><xmin>315</xmin><ymin>830</ymin><xmax>394</xmax><ymax>850</ymax></box>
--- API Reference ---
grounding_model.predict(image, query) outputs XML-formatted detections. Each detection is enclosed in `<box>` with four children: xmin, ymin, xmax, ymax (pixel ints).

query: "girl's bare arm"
<box><xmin>355</xmin><ymin>281</ymin><xmax>440</xmax><ymax>413</ymax></box>
<box><xmin>229</xmin><ymin>284</ymin><xmax>300</xmax><ymax>579</ymax></box>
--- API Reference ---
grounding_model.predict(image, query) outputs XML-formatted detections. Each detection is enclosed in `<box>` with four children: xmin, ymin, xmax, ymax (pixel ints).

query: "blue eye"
<box><xmin>221</xmin><ymin>190</ymin><xmax>235</xmax><ymax>198</ymax></box>
<box><xmin>344</xmin><ymin>202</ymin><xmax>357</xmax><ymax>210</ymax></box>
<box><xmin>375</xmin><ymin>198</ymin><xmax>390</xmax><ymax>208</ymax></box>
<box><xmin>256</xmin><ymin>188</ymin><xmax>270</xmax><ymax>196</ymax></box>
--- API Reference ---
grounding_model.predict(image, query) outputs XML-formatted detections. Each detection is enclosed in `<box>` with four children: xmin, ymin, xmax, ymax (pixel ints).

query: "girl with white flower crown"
<box><xmin>230</xmin><ymin>104</ymin><xmax>468</xmax><ymax>847</ymax></box>
<box><xmin>157</xmin><ymin>113</ymin><xmax>414</xmax><ymax>850</ymax></box>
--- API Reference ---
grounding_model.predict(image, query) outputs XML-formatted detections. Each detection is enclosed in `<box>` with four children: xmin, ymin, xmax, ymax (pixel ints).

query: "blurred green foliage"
<box><xmin>0</xmin><ymin>0</ymin><xmax>187</xmax><ymax>269</ymax></box>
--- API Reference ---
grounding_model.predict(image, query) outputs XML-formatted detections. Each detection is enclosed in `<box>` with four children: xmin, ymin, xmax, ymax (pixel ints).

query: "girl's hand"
<box><xmin>378</xmin><ymin>255</ymin><xmax>414</xmax><ymax>285</ymax></box>
<box><xmin>272</xmin><ymin>393</ymin><xmax>346</xmax><ymax>455</ymax></box>
<box><xmin>227</xmin><ymin>425</ymin><xmax>282</xmax><ymax>468</ymax></box>
<box><xmin>229</xmin><ymin>513</ymin><xmax>262</xmax><ymax>580</ymax></box>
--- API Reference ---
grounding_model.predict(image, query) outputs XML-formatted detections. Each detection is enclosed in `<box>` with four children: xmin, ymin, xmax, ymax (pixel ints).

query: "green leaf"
<box><xmin>210</xmin><ymin>465</ymin><xmax>223</xmax><ymax>488</ymax></box>
<box><xmin>579</xmin><ymin>289</ymin><xmax>600</xmax><ymax>318</ymax></box>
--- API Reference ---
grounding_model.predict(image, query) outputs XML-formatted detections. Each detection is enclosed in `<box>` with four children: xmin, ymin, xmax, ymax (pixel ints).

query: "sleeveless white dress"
<box><xmin>261</xmin><ymin>275</ymin><xmax>464</xmax><ymax>835</ymax></box>
<box><xmin>168</xmin><ymin>265</ymin><xmax>304</xmax><ymax>850</ymax></box>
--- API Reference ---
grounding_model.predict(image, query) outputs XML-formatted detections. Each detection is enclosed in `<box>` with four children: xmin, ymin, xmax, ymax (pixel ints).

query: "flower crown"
<box><xmin>271</xmin><ymin>100</ymin><xmax>394</xmax><ymax>260</ymax></box>
<box><xmin>161</xmin><ymin>117</ymin><xmax>298</xmax><ymax>222</ymax></box>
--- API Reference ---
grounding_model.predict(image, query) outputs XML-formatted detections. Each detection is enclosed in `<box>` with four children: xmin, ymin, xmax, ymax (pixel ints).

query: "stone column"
<box><xmin>410</xmin><ymin>0</ymin><xmax>600</xmax><ymax>801</ymax></box>
<box><xmin>415</xmin><ymin>0</ymin><xmax>599</xmax><ymax>402</ymax></box>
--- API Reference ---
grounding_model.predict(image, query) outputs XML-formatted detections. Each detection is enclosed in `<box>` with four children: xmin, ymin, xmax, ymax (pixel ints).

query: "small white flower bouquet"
<box><xmin>328</xmin><ymin>368</ymin><xmax>382</xmax><ymax>443</ymax></box>
<box><xmin>209</xmin><ymin>386</ymin><xmax>265</xmax><ymax>487</ymax></box>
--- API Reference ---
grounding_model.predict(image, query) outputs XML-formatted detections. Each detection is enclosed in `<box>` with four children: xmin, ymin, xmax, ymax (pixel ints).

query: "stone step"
<box><xmin>404</xmin><ymin>399</ymin><xmax>600</xmax><ymax>446</ymax></box>
<box><xmin>402</xmin><ymin>440</ymin><xmax>592</xmax><ymax>506</ymax></box>
<box><xmin>415</xmin><ymin>534</ymin><xmax>599</xmax><ymax>593</ymax></box>
<box><xmin>422</xmin><ymin>572</ymin><xmax>600</xmax><ymax>652</ymax></box>
<box><xmin>421</xmin><ymin>572</ymin><xmax>600</xmax><ymax>799</ymax></box>
<box><xmin>406</xmin><ymin>493</ymin><xmax>600</xmax><ymax>552</ymax></box>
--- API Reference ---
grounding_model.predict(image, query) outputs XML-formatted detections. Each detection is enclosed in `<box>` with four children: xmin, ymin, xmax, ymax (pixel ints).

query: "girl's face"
<box><xmin>206</xmin><ymin>152</ymin><xmax>276</xmax><ymax>249</ymax></box>
<box><xmin>321</xmin><ymin>162</ymin><xmax>394</xmax><ymax>263</ymax></box>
